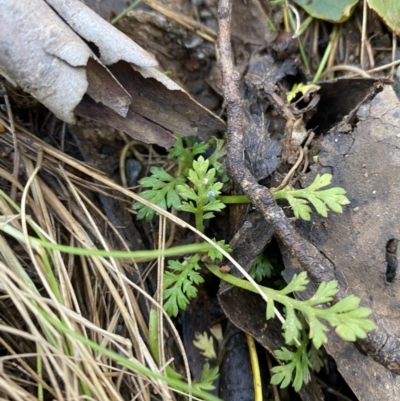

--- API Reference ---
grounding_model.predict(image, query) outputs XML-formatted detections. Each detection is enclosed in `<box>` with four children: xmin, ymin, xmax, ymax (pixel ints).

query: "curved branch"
<box><xmin>217</xmin><ymin>0</ymin><xmax>335</xmax><ymax>286</ymax></box>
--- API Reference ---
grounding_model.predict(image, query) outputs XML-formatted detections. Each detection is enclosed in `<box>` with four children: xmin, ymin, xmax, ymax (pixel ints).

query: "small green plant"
<box><xmin>163</xmin><ymin>254</ymin><xmax>203</xmax><ymax>317</ymax></box>
<box><xmin>270</xmin><ymin>324</ymin><xmax>324</xmax><ymax>392</ymax></box>
<box><xmin>207</xmin><ymin>264</ymin><xmax>376</xmax><ymax>391</ymax></box>
<box><xmin>177</xmin><ymin>156</ymin><xmax>226</xmax><ymax>232</ymax></box>
<box><xmin>134</xmin><ymin>167</ymin><xmax>185</xmax><ymax>221</ymax></box>
<box><xmin>134</xmin><ymin>135</ymin><xmax>226</xmax><ymax>223</ymax></box>
<box><xmin>249</xmin><ymin>252</ymin><xmax>275</xmax><ymax>282</ymax></box>
<box><xmin>163</xmin><ymin>240</ymin><xmax>230</xmax><ymax>317</ymax></box>
<box><xmin>133</xmin><ymin>134</ymin><xmax>372</xmax><ymax>394</ymax></box>
<box><xmin>193</xmin><ymin>363</ymin><xmax>219</xmax><ymax>392</ymax></box>
<box><xmin>220</xmin><ymin>173</ymin><xmax>350</xmax><ymax>221</ymax></box>
<box><xmin>286</xmin><ymin>82</ymin><xmax>320</xmax><ymax>103</ymax></box>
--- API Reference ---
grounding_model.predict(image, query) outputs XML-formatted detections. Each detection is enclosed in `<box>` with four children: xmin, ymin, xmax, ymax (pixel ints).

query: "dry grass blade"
<box><xmin>0</xmin><ymin>112</ymin><xmax>270</xmax><ymax>311</ymax></box>
<box><xmin>0</xmin><ymin>104</ymin><xmax>232</xmax><ymax>401</ymax></box>
<box><xmin>0</xmin><ymin>97</ymin><xmax>267</xmax><ymax>400</ymax></box>
<box><xmin>0</xmin><ymin>119</ymin><xmax>197</xmax><ymax>400</ymax></box>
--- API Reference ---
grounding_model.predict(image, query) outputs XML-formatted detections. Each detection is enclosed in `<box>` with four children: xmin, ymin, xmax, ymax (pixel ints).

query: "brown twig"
<box><xmin>273</xmin><ymin>147</ymin><xmax>304</xmax><ymax>192</ymax></box>
<box><xmin>217</xmin><ymin>0</ymin><xmax>335</xmax><ymax>285</ymax></box>
<box><xmin>315</xmin><ymin>377</ymin><xmax>354</xmax><ymax>401</ymax></box>
<box><xmin>266</xmin><ymin>351</ymin><xmax>281</xmax><ymax>401</ymax></box>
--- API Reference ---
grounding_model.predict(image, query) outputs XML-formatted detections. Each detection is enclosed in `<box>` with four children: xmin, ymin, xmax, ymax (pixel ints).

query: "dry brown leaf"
<box><xmin>0</xmin><ymin>0</ymin><xmax>224</xmax><ymax>148</ymax></box>
<box><xmin>46</xmin><ymin>0</ymin><xmax>158</xmax><ymax>67</ymax></box>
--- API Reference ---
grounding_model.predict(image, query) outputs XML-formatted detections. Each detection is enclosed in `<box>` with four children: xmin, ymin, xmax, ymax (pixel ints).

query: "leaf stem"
<box><xmin>195</xmin><ymin>212</ymin><xmax>204</xmax><ymax>233</ymax></box>
<box><xmin>313</xmin><ymin>24</ymin><xmax>340</xmax><ymax>82</ymax></box>
<box><xmin>218</xmin><ymin>195</ymin><xmax>250</xmax><ymax>204</ymax></box>
<box><xmin>246</xmin><ymin>334</ymin><xmax>263</xmax><ymax>401</ymax></box>
<box><xmin>205</xmin><ymin>264</ymin><xmax>374</xmax><ymax>346</ymax></box>
<box><xmin>0</xmin><ymin>223</ymin><xmax>214</xmax><ymax>260</ymax></box>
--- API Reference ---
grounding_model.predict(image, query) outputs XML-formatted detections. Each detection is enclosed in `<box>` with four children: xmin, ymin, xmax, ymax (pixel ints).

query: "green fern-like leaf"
<box><xmin>249</xmin><ymin>252</ymin><xmax>275</xmax><ymax>282</ymax></box>
<box><xmin>279</xmin><ymin>271</ymin><xmax>309</xmax><ymax>295</ymax></box>
<box><xmin>323</xmin><ymin>296</ymin><xmax>377</xmax><ymax>342</ymax></box>
<box><xmin>271</xmin><ymin>343</ymin><xmax>311</xmax><ymax>392</ymax></box>
<box><xmin>273</xmin><ymin>174</ymin><xmax>350</xmax><ymax>221</ymax></box>
<box><xmin>271</xmin><ymin>325</ymin><xmax>319</xmax><ymax>392</ymax></box>
<box><xmin>206</xmin><ymin>262</ymin><xmax>376</xmax><ymax>393</ymax></box>
<box><xmin>177</xmin><ymin>156</ymin><xmax>226</xmax><ymax>231</ymax></box>
<box><xmin>134</xmin><ymin>134</ymin><xmax>227</xmax><ymax>222</ymax></box>
<box><xmin>276</xmin><ymin>274</ymin><xmax>375</xmax><ymax>349</ymax></box>
<box><xmin>206</xmin><ymin>239</ymin><xmax>232</xmax><ymax>262</ymax></box>
<box><xmin>163</xmin><ymin>255</ymin><xmax>204</xmax><ymax>317</ymax></box>
<box><xmin>133</xmin><ymin>167</ymin><xmax>185</xmax><ymax>221</ymax></box>
<box><xmin>193</xmin><ymin>363</ymin><xmax>219</xmax><ymax>392</ymax></box>
<box><xmin>207</xmin><ymin>136</ymin><xmax>229</xmax><ymax>183</ymax></box>
<box><xmin>168</xmin><ymin>135</ymin><xmax>210</xmax><ymax>176</ymax></box>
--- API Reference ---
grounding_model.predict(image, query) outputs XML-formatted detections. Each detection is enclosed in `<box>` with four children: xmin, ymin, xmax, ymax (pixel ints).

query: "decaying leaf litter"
<box><xmin>1</xmin><ymin>0</ymin><xmax>400</xmax><ymax>400</ymax></box>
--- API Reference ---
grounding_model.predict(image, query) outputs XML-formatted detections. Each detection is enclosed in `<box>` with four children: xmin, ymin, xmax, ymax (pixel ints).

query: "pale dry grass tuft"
<box><xmin>0</xmin><ymin>112</ymin><xmax>188</xmax><ymax>401</ymax></box>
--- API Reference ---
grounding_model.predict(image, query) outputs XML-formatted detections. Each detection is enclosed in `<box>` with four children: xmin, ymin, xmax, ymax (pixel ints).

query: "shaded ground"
<box><xmin>1</xmin><ymin>1</ymin><xmax>400</xmax><ymax>400</ymax></box>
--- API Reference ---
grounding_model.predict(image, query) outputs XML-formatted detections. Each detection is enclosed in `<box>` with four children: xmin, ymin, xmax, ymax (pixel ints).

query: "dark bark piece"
<box><xmin>279</xmin><ymin>84</ymin><xmax>400</xmax><ymax>396</ymax></box>
<box><xmin>246</xmin><ymin>54</ymin><xmax>298</xmax><ymax>89</ymax></box>
<box><xmin>85</xmin><ymin>58</ymin><xmax>132</xmax><ymax>117</ymax></box>
<box><xmin>75</xmin><ymin>94</ymin><xmax>176</xmax><ymax>148</ymax></box>
<box><xmin>218</xmin><ymin>323</ymin><xmax>255</xmax><ymax>401</ymax></box>
<box><xmin>231</xmin><ymin>0</ymin><xmax>276</xmax><ymax>45</ymax></box>
<box><xmin>219</xmin><ymin>211</ymin><xmax>274</xmax><ymax>293</ymax></box>
<box><xmin>219</xmin><ymin>287</ymin><xmax>285</xmax><ymax>353</ymax></box>
<box><xmin>297</xmin><ymin>85</ymin><xmax>400</xmax><ymax>372</ymax></box>
<box><xmin>109</xmin><ymin>61</ymin><xmax>226</xmax><ymax>140</ymax></box>
<box><xmin>308</xmin><ymin>77</ymin><xmax>382</xmax><ymax>133</ymax></box>
<box><xmin>77</xmin><ymin>59</ymin><xmax>226</xmax><ymax>147</ymax></box>
<box><xmin>182</xmin><ymin>284</ymin><xmax>223</xmax><ymax>385</ymax></box>
<box><xmin>242</xmin><ymin>55</ymin><xmax>297</xmax><ymax>181</ymax></box>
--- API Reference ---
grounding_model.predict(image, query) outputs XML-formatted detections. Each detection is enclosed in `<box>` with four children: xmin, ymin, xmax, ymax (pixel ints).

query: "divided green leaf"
<box><xmin>249</xmin><ymin>252</ymin><xmax>275</xmax><ymax>282</ymax></box>
<box><xmin>207</xmin><ymin>136</ymin><xmax>229</xmax><ymax>183</ymax></box>
<box><xmin>271</xmin><ymin>326</ymin><xmax>323</xmax><ymax>392</ymax></box>
<box><xmin>168</xmin><ymin>135</ymin><xmax>210</xmax><ymax>176</ymax></box>
<box><xmin>206</xmin><ymin>239</ymin><xmax>232</xmax><ymax>262</ymax></box>
<box><xmin>274</xmin><ymin>174</ymin><xmax>350</xmax><ymax>221</ymax></box>
<box><xmin>279</xmin><ymin>272</ymin><xmax>309</xmax><ymax>295</ymax></box>
<box><xmin>282</xmin><ymin>307</ymin><xmax>303</xmax><ymax>345</ymax></box>
<box><xmin>163</xmin><ymin>255</ymin><xmax>204</xmax><ymax>317</ymax></box>
<box><xmin>134</xmin><ymin>134</ymin><xmax>227</xmax><ymax>223</ymax></box>
<box><xmin>177</xmin><ymin>156</ymin><xmax>226</xmax><ymax>231</ymax></box>
<box><xmin>133</xmin><ymin>167</ymin><xmax>184</xmax><ymax>221</ymax></box>
<box><xmin>271</xmin><ymin>343</ymin><xmax>311</xmax><ymax>392</ymax></box>
<box><xmin>193</xmin><ymin>363</ymin><xmax>219</xmax><ymax>392</ymax></box>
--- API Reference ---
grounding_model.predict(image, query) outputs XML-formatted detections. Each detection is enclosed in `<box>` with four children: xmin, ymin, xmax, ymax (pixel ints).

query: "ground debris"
<box><xmin>283</xmin><ymin>84</ymin><xmax>400</xmax><ymax>398</ymax></box>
